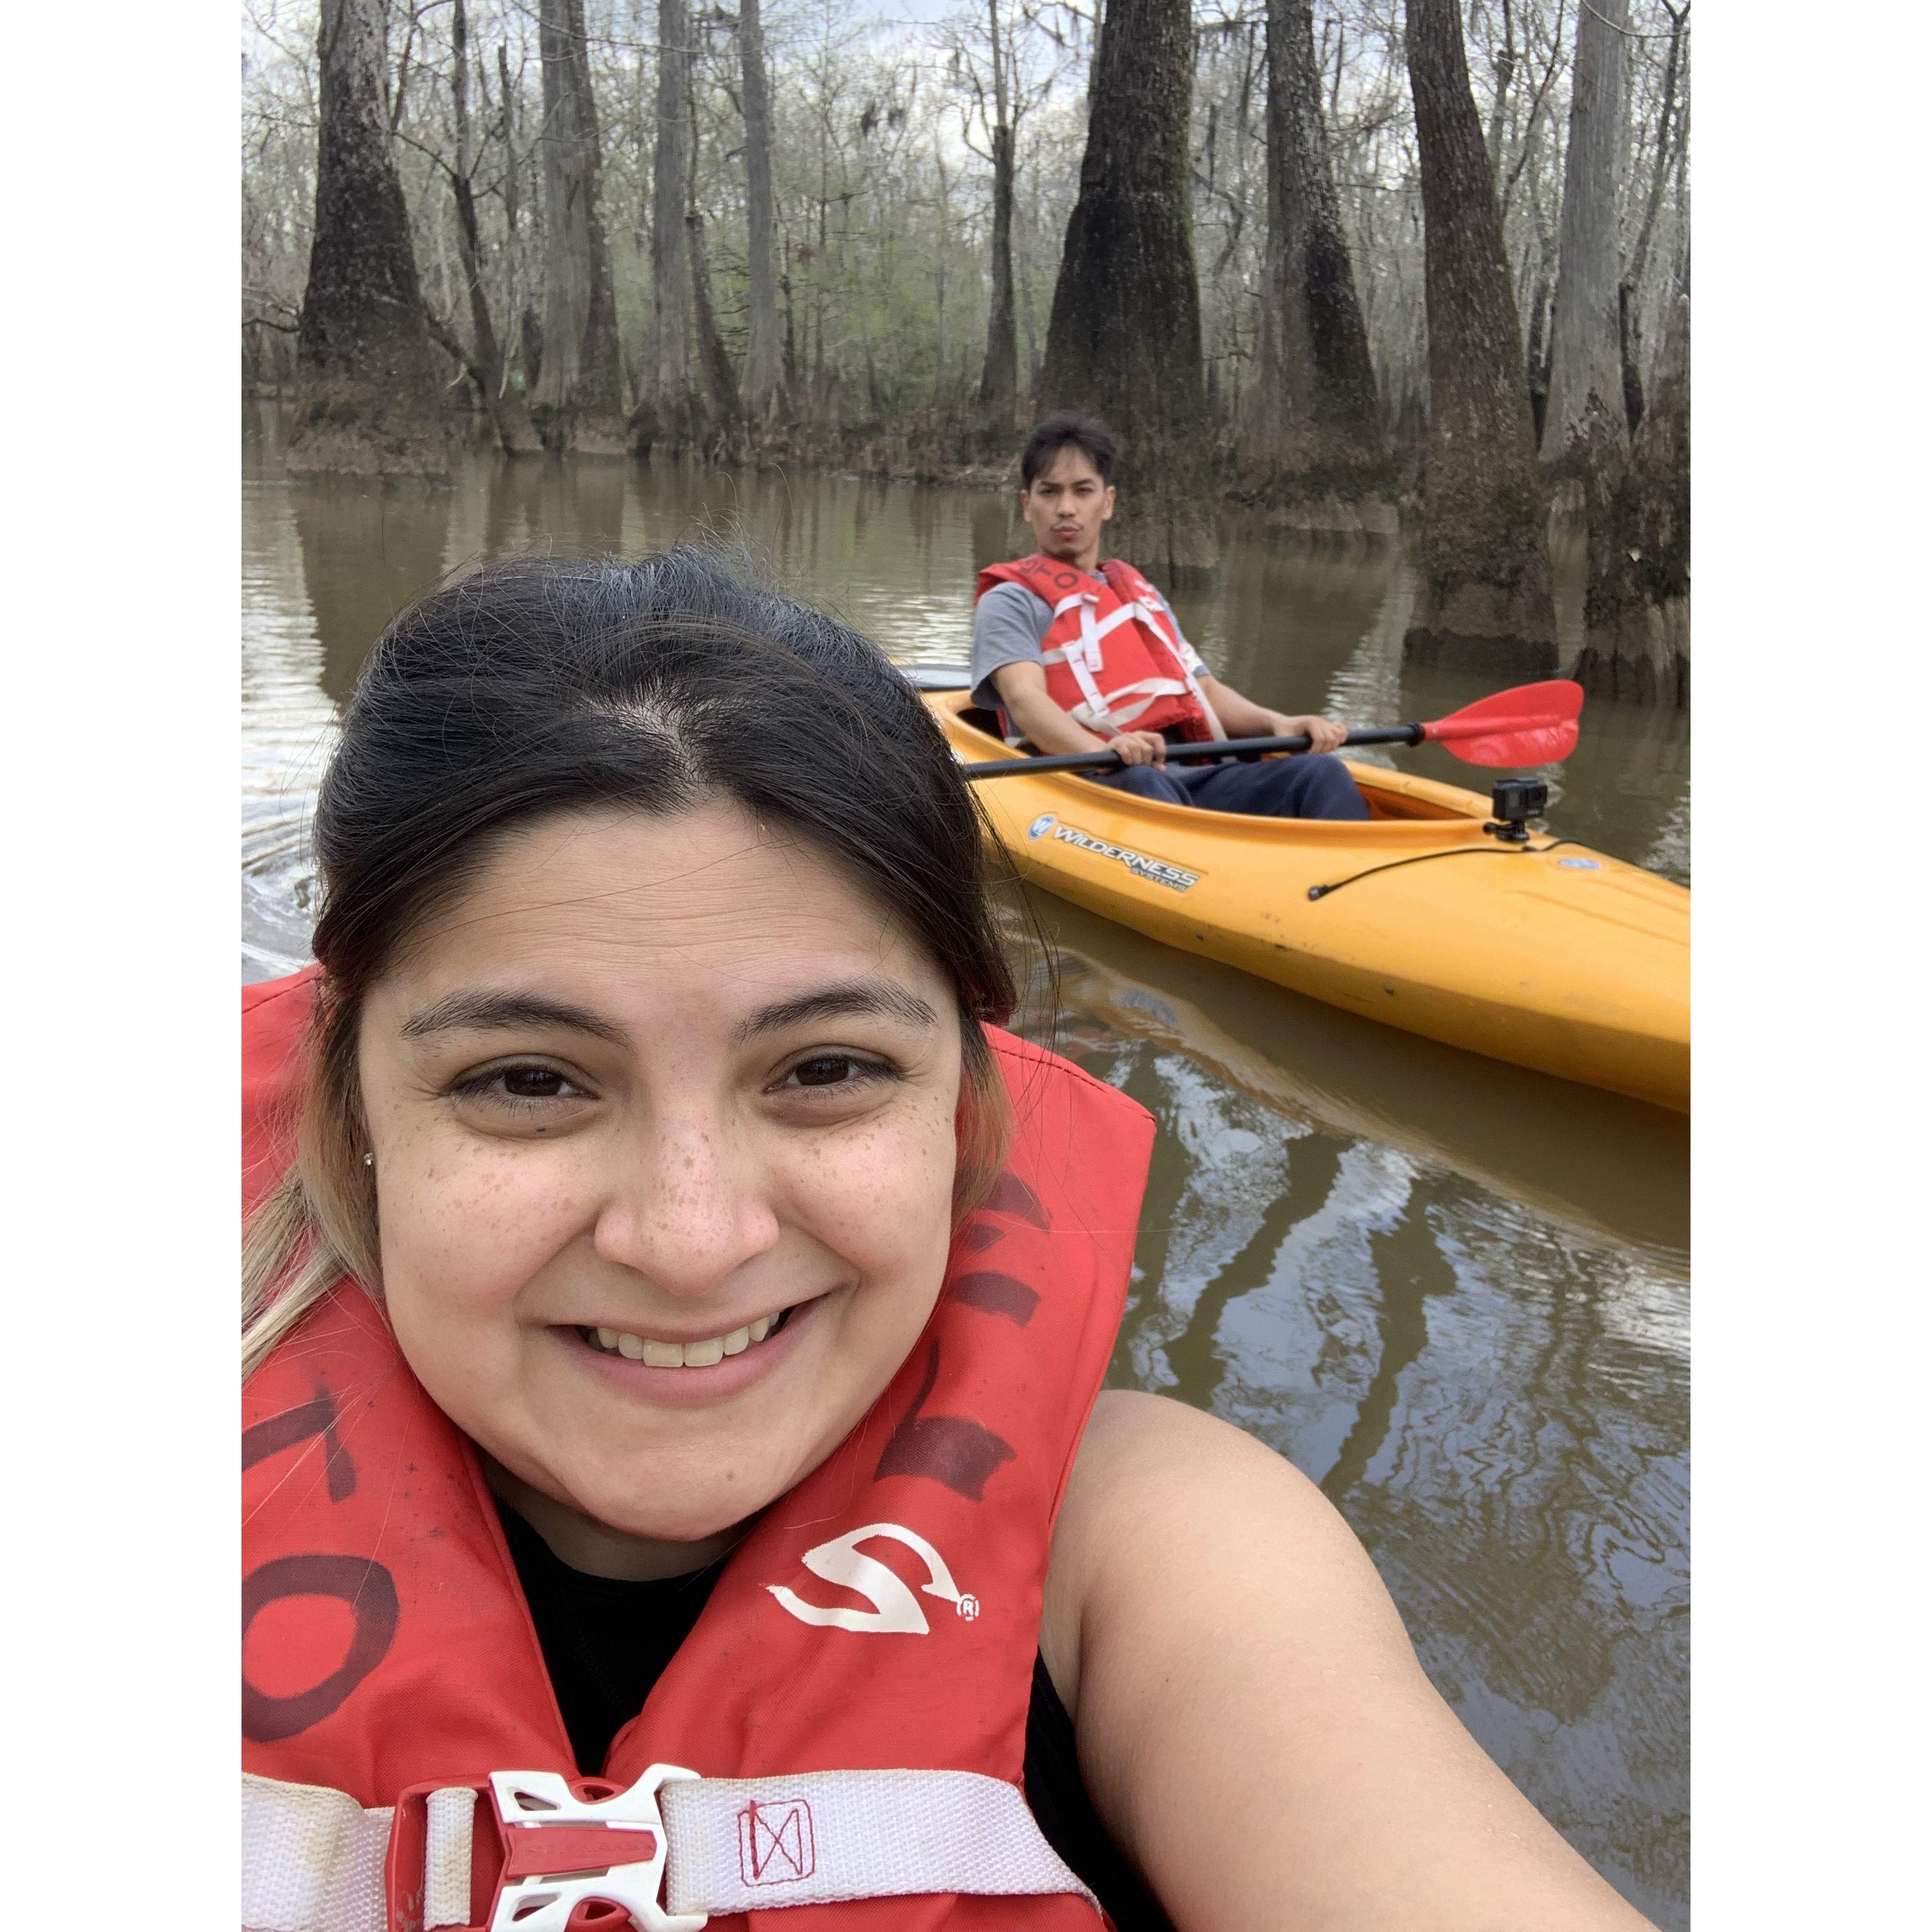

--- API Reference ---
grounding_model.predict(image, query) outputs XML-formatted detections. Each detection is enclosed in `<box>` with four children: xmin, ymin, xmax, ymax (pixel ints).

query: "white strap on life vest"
<box><xmin>242</xmin><ymin>1764</ymin><xmax>1097</xmax><ymax>1931</ymax></box>
<box><xmin>242</xmin><ymin>1772</ymin><xmax>392</xmax><ymax>1932</ymax></box>
<box><xmin>661</xmin><ymin>1770</ymin><xmax>1094</xmax><ymax>1916</ymax></box>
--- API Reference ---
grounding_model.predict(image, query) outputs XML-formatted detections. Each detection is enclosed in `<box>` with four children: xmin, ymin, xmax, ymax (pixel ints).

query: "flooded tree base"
<box><xmin>1572</xmin><ymin>600</ymin><xmax>1689</xmax><ymax>706</ymax></box>
<box><xmin>1403</xmin><ymin>574</ymin><xmax>1559</xmax><ymax>676</ymax></box>
<box><xmin>529</xmin><ymin>409</ymin><xmax>630</xmax><ymax>460</ymax></box>
<box><xmin>285</xmin><ymin>384</ymin><xmax>450</xmax><ymax>482</ymax></box>
<box><xmin>1242</xmin><ymin>494</ymin><xmax>1402</xmax><ymax>545</ymax></box>
<box><xmin>1402</xmin><ymin>626</ymin><xmax>1560</xmax><ymax>679</ymax></box>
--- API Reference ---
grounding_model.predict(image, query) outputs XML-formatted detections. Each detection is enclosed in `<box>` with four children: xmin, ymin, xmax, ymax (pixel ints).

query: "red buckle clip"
<box><xmin>385</xmin><ymin>1764</ymin><xmax>705</xmax><ymax>1932</ymax></box>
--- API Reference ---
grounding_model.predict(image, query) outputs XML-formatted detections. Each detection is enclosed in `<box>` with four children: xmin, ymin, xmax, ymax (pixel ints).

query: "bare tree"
<box><xmin>430</xmin><ymin>0</ymin><xmax>541</xmax><ymax>452</ymax></box>
<box><xmin>1040</xmin><ymin>0</ymin><xmax>1215</xmax><ymax>571</ymax></box>
<box><xmin>688</xmin><ymin>63</ymin><xmax>740</xmax><ymax>434</ymax></box>
<box><xmin>1539</xmin><ymin>0</ymin><xmax>1630</xmax><ymax>472</ymax></box>
<box><xmin>645</xmin><ymin>0</ymin><xmax>703</xmax><ymax>447</ymax></box>
<box><xmin>1483</xmin><ymin>0</ymin><xmax>1516</xmax><ymax>176</ymax></box>
<box><xmin>1619</xmin><ymin>0</ymin><xmax>1687</xmax><ymax>432</ymax></box>
<box><xmin>938</xmin><ymin>0</ymin><xmax>1056</xmax><ymax>429</ymax></box>
<box><xmin>1245</xmin><ymin>0</ymin><xmax>1385</xmax><ymax>493</ymax></box>
<box><xmin>1402</xmin><ymin>0</ymin><xmax>1556</xmax><ymax>664</ymax></box>
<box><xmin>532</xmin><ymin>0</ymin><xmax>626</xmax><ymax>454</ymax></box>
<box><xmin>288</xmin><ymin>0</ymin><xmax>449</xmax><ymax>477</ymax></box>
<box><xmin>492</xmin><ymin>38</ymin><xmax>542</xmax><ymax>396</ymax></box>
<box><xmin>977</xmin><ymin>0</ymin><xmax>1020</xmax><ymax>423</ymax></box>
<box><xmin>738</xmin><ymin>0</ymin><xmax>788</xmax><ymax>425</ymax></box>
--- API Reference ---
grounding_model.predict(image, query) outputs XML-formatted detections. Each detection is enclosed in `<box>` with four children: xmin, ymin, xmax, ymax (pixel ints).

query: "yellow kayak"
<box><xmin>925</xmin><ymin>689</ymin><xmax>1690</xmax><ymax>1112</ymax></box>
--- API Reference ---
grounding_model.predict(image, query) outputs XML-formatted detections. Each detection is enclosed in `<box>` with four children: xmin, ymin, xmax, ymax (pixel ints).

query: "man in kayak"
<box><xmin>972</xmin><ymin>413</ymin><xmax>1369</xmax><ymax>820</ymax></box>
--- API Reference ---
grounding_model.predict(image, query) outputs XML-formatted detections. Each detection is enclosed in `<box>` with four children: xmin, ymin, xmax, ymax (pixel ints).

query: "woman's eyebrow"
<box><xmin>736</xmin><ymin>980</ymin><xmax>938</xmax><ymax>1041</ymax></box>
<box><xmin>399</xmin><ymin>990</ymin><xmax>629</xmax><ymax>1045</ymax></box>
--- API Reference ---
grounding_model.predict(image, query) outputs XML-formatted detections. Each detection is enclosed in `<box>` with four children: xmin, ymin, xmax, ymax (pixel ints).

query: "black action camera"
<box><xmin>1486</xmin><ymin>777</ymin><xmax>1548</xmax><ymax>842</ymax></box>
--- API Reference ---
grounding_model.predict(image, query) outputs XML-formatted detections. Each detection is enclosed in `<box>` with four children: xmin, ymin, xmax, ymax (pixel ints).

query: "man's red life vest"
<box><xmin>242</xmin><ymin>969</ymin><xmax>1154</xmax><ymax>1931</ymax></box>
<box><xmin>975</xmin><ymin>554</ymin><xmax>1219</xmax><ymax>743</ymax></box>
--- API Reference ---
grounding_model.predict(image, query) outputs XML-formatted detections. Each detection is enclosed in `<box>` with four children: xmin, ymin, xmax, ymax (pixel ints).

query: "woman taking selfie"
<box><xmin>241</xmin><ymin>551</ymin><xmax>1652</xmax><ymax>1932</ymax></box>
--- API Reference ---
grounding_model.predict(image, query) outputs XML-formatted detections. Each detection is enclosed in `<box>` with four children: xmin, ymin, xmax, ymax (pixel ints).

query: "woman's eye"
<box><xmin>778</xmin><ymin>1052</ymin><xmax>899</xmax><ymax>1094</ymax></box>
<box><xmin>451</xmin><ymin>1064</ymin><xmax>588</xmax><ymax>1106</ymax></box>
<box><xmin>502</xmin><ymin>1067</ymin><xmax>570</xmax><ymax>1099</ymax></box>
<box><xmin>790</xmin><ymin>1054</ymin><xmax>863</xmax><ymax>1088</ymax></box>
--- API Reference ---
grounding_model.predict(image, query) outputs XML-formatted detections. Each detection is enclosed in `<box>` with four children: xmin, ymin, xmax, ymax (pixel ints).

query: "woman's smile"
<box><xmin>556</xmin><ymin>1291</ymin><xmax>821</xmax><ymax>1405</ymax></box>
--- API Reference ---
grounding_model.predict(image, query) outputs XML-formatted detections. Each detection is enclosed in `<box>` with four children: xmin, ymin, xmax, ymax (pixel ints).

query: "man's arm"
<box><xmin>1146</xmin><ymin>589</ymin><xmax>1348</xmax><ymax>753</ymax></box>
<box><xmin>1194</xmin><ymin>672</ymin><xmax>1350</xmax><ymax>753</ymax></box>
<box><xmin>989</xmin><ymin>661</ymin><xmax>1169</xmax><ymax>767</ymax></box>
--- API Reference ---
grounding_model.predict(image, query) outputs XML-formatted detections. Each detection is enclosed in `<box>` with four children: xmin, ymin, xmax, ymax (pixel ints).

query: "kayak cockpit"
<box><xmin>943</xmin><ymin>694</ymin><xmax>1485</xmax><ymax>825</ymax></box>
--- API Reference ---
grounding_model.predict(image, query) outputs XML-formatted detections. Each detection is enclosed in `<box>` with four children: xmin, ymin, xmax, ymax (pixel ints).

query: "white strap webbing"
<box><xmin>425</xmin><ymin>1786</ymin><xmax>479</xmax><ymax>1927</ymax></box>
<box><xmin>661</xmin><ymin>1769</ymin><xmax>1096</xmax><ymax>1916</ymax></box>
<box><xmin>242</xmin><ymin>1767</ymin><xmax>1097</xmax><ymax>1929</ymax></box>
<box><xmin>242</xmin><ymin>1772</ymin><xmax>391</xmax><ymax>1932</ymax></box>
<box><xmin>1068</xmin><ymin>597</ymin><xmax>1116</xmax><ymax>728</ymax></box>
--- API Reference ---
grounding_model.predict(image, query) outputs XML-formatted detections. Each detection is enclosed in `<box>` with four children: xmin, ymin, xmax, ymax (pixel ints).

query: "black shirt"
<box><xmin>498</xmin><ymin>1503</ymin><xmax>1173</xmax><ymax>1930</ymax></box>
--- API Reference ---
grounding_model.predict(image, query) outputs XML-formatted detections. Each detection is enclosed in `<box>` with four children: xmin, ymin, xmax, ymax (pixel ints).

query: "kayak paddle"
<box><xmin>959</xmin><ymin>680</ymin><xmax>1584</xmax><ymax>780</ymax></box>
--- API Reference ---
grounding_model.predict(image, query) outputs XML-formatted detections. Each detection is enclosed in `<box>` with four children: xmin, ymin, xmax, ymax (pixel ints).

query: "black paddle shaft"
<box><xmin>962</xmin><ymin>724</ymin><xmax>1425</xmax><ymax>780</ymax></box>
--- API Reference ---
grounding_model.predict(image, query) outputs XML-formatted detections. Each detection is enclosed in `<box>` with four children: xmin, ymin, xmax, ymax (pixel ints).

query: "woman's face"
<box><xmin>357</xmin><ymin>801</ymin><xmax>964</xmax><ymax>1551</ymax></box>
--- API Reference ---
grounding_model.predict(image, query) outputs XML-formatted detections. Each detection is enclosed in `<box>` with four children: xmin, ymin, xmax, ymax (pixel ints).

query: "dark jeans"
<box><xmin>1090</xmin><ymin>751</ymin><xmax>1370</xmax><ymax>820</ymax></box>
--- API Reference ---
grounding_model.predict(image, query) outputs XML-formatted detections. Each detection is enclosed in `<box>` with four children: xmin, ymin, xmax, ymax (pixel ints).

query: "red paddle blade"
<box><xmin>1420</xmin><ymin>679</ymin><xmax>1584</xmax><ymax>767</ymax></box>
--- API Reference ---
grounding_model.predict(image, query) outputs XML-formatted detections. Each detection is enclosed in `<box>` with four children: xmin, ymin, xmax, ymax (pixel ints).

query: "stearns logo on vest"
<box><xmin>767</xmin><ymin>1522</ymin><xmax>980</xmax><ymax>1634</ymax></box>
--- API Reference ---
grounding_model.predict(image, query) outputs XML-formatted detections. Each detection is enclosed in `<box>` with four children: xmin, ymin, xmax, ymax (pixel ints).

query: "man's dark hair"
<box><xmin>1020</xmin><ymin>412</ymin><xmax>1118</xmax><ymax>490</ymax></box>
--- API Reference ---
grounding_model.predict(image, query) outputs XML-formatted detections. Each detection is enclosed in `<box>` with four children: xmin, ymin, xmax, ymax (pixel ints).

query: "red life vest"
<box><xmin>975</xmin><ymin>554</ymin><xmax>1219</xmax><ymax>743</ymax></box>
<box><xmin>242</xmin><ymin>968</ymin><xmax>1154</xmax><ymax>1932</ymax></box>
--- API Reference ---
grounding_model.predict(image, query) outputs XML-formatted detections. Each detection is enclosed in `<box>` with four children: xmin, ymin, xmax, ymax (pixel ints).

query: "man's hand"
<box><xmin>1264</xmin><ymin>713</ymin><xmax>1348</xmax><ymax>756</ymax></box>
<box><xmin>990</xmin><ymin>661</ymin><xmax>1157</xmax><ymax>761</ymax></box>
<box><xmin>1108</xmin><ymin>729</ymin><xmax>1168</xmax><ymax>767</ymax></box>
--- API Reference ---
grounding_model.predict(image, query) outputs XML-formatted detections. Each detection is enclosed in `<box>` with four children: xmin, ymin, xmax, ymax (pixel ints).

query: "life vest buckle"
<box><xmin>385</xmin><ymin>1762</ymin><xmax>707</xmax><ymax>1932</ymax></box>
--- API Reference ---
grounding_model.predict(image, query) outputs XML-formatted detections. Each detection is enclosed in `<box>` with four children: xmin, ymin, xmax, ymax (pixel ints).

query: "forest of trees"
<box><xmin>243</xmin><ymin>0</ymin><xmax>1689</xmax><ymax>697</ymax></box>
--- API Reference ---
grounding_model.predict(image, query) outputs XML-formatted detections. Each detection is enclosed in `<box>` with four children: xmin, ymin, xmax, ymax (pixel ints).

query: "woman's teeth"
<box><xmin>584</xmin><ymin>1310</ymin><xmax>783</xmax><ymax>1368</ymax></box>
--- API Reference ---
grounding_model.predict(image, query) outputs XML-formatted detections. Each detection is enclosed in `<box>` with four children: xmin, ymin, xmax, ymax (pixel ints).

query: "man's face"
<box><xmin>1020</xmin><ymin>447</ymin><xmax>1115</xmax><ymax>565</ymax></box>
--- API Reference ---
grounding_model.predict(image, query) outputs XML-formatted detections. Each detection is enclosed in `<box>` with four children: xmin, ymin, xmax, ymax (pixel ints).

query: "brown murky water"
<box><xmin>242</xmin><ymin>408</ymin><xmax>1689</xmax><ymax>1926</ymax></box>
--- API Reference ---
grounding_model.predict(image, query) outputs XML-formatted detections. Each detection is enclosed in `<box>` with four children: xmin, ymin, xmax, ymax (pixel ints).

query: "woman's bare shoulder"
<box><xmin>1041</xmin><ymin>1391</ymin><xmax>1656</xmax><ymax>1932</ymax></box>
<box><xmin>1044</xmin><ymin>1390</ymin><xmax>1408</xmax><ymax>1705</ymax></box>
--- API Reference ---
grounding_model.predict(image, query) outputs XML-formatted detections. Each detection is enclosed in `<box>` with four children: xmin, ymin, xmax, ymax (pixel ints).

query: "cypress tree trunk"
<box><xmin>532</xmin><ymin>0</ymin><xmax>626</xmax><ymax>455</ymax></box>
<box><xmin>1246</xmin><ymin>0</ymin><xmax>1385</xmax><ymax>496</ymax></box>
<box><xmin>688</xmin><ymin>76</ymin><xmax>740</xmax><ymax>437</ymax></box>
<box><xmin>641</xmin><ymin>0</ymin><xmax>702</xmax><ymax>452</ymax></box>
<box><xmin>1040</xmin><ymin>0</ymin><xmax>1216</xmax><ymax>573</ymax></box>
<box><xmin>1539</xmin><ymin>0</ymin><xmax>1630</xmax><ymax>473</ymax></box>
<box><xmin>738</xmin><ymin>0</ymin><xmax>787</xmax><ymax>427</ymax></box>
<box><xmin>689</xmin><ymin>208</ymin><xmax>740</xmax><ymax>435</ymax></box>
<box><xmin>288</xmin><ymin>0</ymin><xmax>449</xmax><ymax>478</ymax></box>
<box><xmin>976</xmin><ymin>0</ymin><xmax>1019</xmax><ymax>427</ymax></box>
<box><xmin>978</xmin><ymin>119</ymin><xmax>1019</xmax><ymax>423</ymax></box>
<box><xmin>1577</xmin><ymin>253</ymin><xmax>1688</xmax><ymax>704</ymax></box>
<box><xmin>1402</xmin><ymin>0</ymin><xmax>1555</xmax><ymax>668</ymax></box>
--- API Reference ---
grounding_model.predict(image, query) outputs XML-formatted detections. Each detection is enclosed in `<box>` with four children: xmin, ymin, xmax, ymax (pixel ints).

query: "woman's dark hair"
<box><xmin>313</xmin><ymin>547</ymin><xmax>1012</xmax><ymax>1025</ymax></box>
<box><xmin>243</xmin><ymin>549</ymin><xmax>1016</xmax><ymax>1375</ymax></box>
<box><xmin>1020</xmin><ymin>412</ymin><xmax>1119</xmax><ymax>489</ymax></box>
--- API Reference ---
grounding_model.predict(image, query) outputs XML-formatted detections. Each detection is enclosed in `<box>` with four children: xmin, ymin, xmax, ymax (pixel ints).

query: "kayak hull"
<box><xmin>927</xmin><ymin>691</ymin><xmax>1690</xmax><ymax>1111</ymax></box>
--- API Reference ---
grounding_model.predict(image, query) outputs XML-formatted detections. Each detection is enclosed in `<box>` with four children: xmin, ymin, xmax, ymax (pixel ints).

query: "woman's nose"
<box><xmin>589</xmin><ymin>1111</ymin><xmax>782</xmax><ymax>1298</ymax></box>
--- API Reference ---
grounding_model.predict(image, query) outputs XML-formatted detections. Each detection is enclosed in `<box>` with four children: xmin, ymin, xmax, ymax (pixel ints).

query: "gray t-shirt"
<box><xmin>969</xmin><ymin>576</ymin><xmax>1211</xmax><ymax>719</ymax></box>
